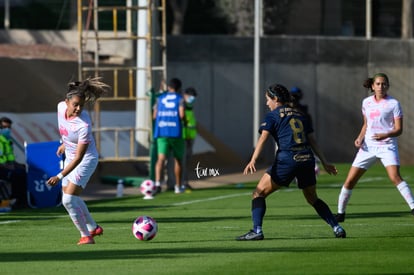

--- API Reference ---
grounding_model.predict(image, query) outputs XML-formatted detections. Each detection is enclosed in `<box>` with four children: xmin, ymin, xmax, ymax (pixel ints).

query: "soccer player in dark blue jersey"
<box><xmin>236</xmin><ymin>83</ymin><xmax>346</xmax><ymax>240</ymax></box>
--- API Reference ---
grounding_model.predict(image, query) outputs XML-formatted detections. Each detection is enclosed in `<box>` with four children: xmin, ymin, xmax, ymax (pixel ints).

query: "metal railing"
<box><xmin>78</xmin><ymin>0</ymin><xmax>166</xmax><ymax>162</ymax></box>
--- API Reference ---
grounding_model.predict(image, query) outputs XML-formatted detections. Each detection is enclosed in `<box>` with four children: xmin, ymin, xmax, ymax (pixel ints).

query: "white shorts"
<box><xmin>61</xmin><ymin>157</ymin><xmax>98</xmax><ymax>189</ymax></box>
<box><xmin>352</xmin><ymin>143</ymin><xmax>400</xmax><ymax>169</ymax></box>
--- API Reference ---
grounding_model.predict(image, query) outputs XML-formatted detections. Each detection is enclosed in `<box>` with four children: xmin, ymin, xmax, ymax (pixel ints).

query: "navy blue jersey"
<box><xmin>261</xmin><ymin>106</ymin><xmax>316</xmax><ymax>188</ymax></box>
<box><xmin>259</xmin><ymin>106</ymin><xmax>313</xmax><ymax>152</ymax></box>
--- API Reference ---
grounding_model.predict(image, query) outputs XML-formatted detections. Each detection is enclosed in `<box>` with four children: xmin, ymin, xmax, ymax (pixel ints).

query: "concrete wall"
<box><xmin>166</xmin><ymin>36</ymin><xmax>414</xmax><ymax>164</ymax></box>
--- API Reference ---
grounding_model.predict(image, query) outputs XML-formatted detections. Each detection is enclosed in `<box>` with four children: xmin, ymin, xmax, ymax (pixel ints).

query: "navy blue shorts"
<box><xmin>266</xmin><ymin>151</ymin><xmax>316</xmax><ymax>189</ymax></box>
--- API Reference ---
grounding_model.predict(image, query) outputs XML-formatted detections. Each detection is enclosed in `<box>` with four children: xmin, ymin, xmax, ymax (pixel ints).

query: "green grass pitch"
<box><xmin>1</xmin><ymin>163</ymin><xmax>413</xmax><ymax>274</ymax></box>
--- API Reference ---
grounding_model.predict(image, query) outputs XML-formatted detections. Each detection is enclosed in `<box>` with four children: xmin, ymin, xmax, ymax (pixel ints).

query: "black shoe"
<box><xmin>411</xmin><ymin>209</ymin><xmax>414</xmax><ymax>216</ymax></box>
<box><xmin>236</xmin><ymin>230</ymin><xmax>264</xmax><ymax>241</ymax></box>
<box><xmin>335</xmin><ymin>213</ymin><xmax>345</xmax><ymax>222</ymax></box>
<box><xmin>155</xmin><ymin>185</ymin><xmax>162</xmax><ymax>195</ymax></box>
<box><xmin>334</xmin><ymin>226</ymin><xmax>346</xmax><ymax>238</ymax></box>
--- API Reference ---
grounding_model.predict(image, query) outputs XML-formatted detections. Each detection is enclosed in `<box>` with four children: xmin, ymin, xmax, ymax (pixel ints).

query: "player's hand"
<box><xmin>243</xmin><ymin>161</ymin><xmax>256</xmax><ymax>175</ymax></box>
<box><xmin>56</xmin><ymin>144</ymin><xmax>65</xmax><ymax>156</ymax></box>
<box><xmin>323</xmin><ymin>163</ymin><xmax>338</xmax><ymax>175</ymax></box>
<box><xmin>354</xmin><ymin>137</ymin><xmax>364</xmax><ymax>148</ymax></box>
<box><xmin>372</xmin><ymin>133</ymin><xmax>386</xmax><ymax>141</ymax></box>
<box><xmin>46</xmin><ymin>176</ymin><xmax>60</xmax><ymax>187</ymax></box>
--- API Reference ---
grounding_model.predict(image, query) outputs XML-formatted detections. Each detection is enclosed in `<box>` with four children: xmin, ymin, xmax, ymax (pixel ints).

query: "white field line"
<box><xmin>169</xmin><ymin>192</ymin><xmax>251</xmax><ymax>206</ymax></box>
<box><xmin>328</xmin><ymin>176</ymin><xmax>387</xmax><ymax>187</ymax></box>
<box><xmin>329</xmin><ymin>175</ymin><xmax>411</xmax><ymax>186</ymax></box>
<box><xmin>0</xmin><ymin>215</ymin><xmax>67</xmax><ymax>225</ymax></box>
<box><xmin>0</xmin><ymin>220</ymin><xmax>21</xmax><ymax>225</ymax></box>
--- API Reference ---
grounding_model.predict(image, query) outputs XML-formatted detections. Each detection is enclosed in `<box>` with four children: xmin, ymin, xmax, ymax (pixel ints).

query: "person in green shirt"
<box><xmin>0</xmin><ymin>117</ymin><xmax>27</xmax><ymax>208</ymax></box>
<box><xmin>182</xmin><ymin>87</ymin><xmax>198</xmax><ymax>190</ymax></box>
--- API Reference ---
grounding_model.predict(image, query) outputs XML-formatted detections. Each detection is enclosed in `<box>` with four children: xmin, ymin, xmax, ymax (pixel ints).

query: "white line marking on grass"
<box><xmin>168</xmin><ymin>188</ymin><xmax>300</xmax><ymax>207</ymax></box>
<box><xmin>170</xmin><ymin>192</ymin><xmax>251</xmax><ymax>206</ymax></box>
<box><xmin>350</xmin><ymin>223</ymin><xmax>414</xmax><ymax>227</ymax></box>
<box><xmin>328</xmin><ymin>176</ymin><xmax>387</xmax><ymax>187</ymax></box>
<box><xmin>0</xmin><ymin>220</ymin><xmax>21</xmax><ymax>225</ymax></box>
<box><xmin>298</xmin><ymin>224</ymin><xmax>326</xmax><ymax>227</ymax></box>
<box><xmin>359</xmin><ymin>177</ymin><xmax>386</xmax><ymax>182</ymax></box>
<box><xmin>0</xmin><ymin>215</ymin><xmax>67</xmax><ymax>225</ymax></box>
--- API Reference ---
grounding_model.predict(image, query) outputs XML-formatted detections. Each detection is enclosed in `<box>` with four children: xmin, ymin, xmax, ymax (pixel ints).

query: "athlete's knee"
<box><xmin>252</xmin><ymin>175</ymin><xmax>277</xmax><ymax>198</ymax></box>
<box><xmin>62</xmin><ymin>193</ymin><xmax>74</xmax><ymax>208</ymax></box>
<box><xmin>252</xmin><ymin>189</ymin><xmax>264</xmax><ymax>199</ymax></box>
<box><xmin>252</xmin><ymin>186</ymin><xmax>272</xmax><ymax>199</ymax></box>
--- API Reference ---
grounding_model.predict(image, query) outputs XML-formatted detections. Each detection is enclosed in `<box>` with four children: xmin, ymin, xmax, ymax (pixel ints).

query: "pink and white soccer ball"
<box><xmin>140</xmin><ymin>179</ymin><xmax>156</xmax><ymax>197</ymax></box>
<box><xmin>132</xmin><ymin>215</ymin><xmax>158</xmax><ymax>241</ymax></box>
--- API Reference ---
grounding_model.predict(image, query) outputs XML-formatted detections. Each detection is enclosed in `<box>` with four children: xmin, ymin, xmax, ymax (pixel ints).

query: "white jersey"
<box><xmin>57</xmin><ymin>101</ymin><xmax>98</xmax><ymax>160</ymax></box>
<box><xmin>57</xmin><ymin>101</ymin><xmax>98</xmax><ymax>188</ymax></box>
<box><xmin>362</xmin><ymin>95</ymin><xmax>402</xmax><ymax>147</ymax></box>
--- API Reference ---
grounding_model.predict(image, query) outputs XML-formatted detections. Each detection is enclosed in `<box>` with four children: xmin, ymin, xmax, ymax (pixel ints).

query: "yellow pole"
<box><xmin>113</xmin><ymin>8</ymin><xmax>118</xmax><ymax>37</ymax></box>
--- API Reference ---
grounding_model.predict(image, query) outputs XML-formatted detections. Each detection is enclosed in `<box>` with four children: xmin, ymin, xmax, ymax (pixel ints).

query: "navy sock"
<box><xmin>312</xmin><ymin>198</ymin><xmax>338</xmax><ymax>228</ymax></box>
<box><xmin>252</xmin><ymin>197</ymin><xmax>266</xmax><ymax>233</ymax></box>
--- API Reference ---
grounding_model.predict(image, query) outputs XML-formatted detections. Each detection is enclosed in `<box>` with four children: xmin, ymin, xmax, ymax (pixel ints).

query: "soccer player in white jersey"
<box><xmin>336</xmin><ymin>73</ymin><xmax>414</xmax><ymax>222</ymax></box>
<box><xmin>46</xmin><ymin>77</ymin><xmax>110</xmax><ymax>245</ymax></box>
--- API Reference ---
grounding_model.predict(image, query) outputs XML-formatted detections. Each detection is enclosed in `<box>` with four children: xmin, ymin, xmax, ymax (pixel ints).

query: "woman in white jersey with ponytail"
<box><xmin>47</xmin><ymin>77</ymin><xmax>110</xmax><ymax>245</ymax></box>
<box><xmin>336</xmin><ymin>73</ymin><xmax>414</xmax><ymax>222</ymax></box>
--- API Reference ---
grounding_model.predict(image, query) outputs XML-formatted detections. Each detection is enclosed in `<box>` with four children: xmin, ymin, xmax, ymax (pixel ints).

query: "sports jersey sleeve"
<box><xmin>259</xmin><ymin>112</ymin><xmax>276</xmax><ymax>134</ymax></box>
<box><xmin>361</xmin><ymin>98</ymin><xmax>367</xmax><ymax>117</ymax></box>
<box><xmin>77</xmin><ymin>122</ymin><xmax>91</xmax><ymax>144</ymax></box>
<box><xmin>393</xmin><ymin>101</ymin><xmax>403</xmax><ymax>119</ymax></box>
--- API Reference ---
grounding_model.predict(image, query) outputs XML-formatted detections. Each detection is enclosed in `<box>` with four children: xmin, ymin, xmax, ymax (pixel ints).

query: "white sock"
<box><xmin>77</xmin><ymin>198</ymin><xmax>97</xmax><ymax>232</ymax></box>
<box><xmin>62</xmin><ymin>193</ymin><xmax>90</xmax><ymax>237</ymax></box>
<box><xmin>155</xmin><ymin>181</ymin><xmax>161</xmax><ymax>187</ymax></box>
<box><xmin>338</xmin><ymin>186</ymin><xmax>353</xmax><ymax>214</ymax></box>
<box><xmin>396</xmin><ymin>181</ymin><xmax>414</xmax><ymax>210</ymax></box>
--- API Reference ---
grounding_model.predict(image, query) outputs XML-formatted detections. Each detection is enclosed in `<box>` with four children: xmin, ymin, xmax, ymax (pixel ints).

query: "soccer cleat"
<box><xmin>335</xmin><ymin>213</ymin><xmax>345</xmax><ymax>222</ymax></box>
<box><xmin>89</xmin><ymin>225</ymin><xmax>103</xmax><ymax>237</ymax></box>
<box><xmin>236</xmin><ymin>230</ymin><xmax>264</xmax><ymax>241</ymax></box>
<box><xmin>411</xmin><ymin>208</ymin><xmax>414</xmax><ymax>216</ymax></box>
<box><xmin>155</xmin><ymin>185</ymin><xmax>162</xmax><ymax>195</ymax></box>
<box><xmin>77</xmin><ymin>236</ymin><xmax>95</xmax><ymax>245</ymax></box>
<box><xmin>333</xmin><ymin>226</ymin><xmax>346</xmax><ymax>238</ymax></box>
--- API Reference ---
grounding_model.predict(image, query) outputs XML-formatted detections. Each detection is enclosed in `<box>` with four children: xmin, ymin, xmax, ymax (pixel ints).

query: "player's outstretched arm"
<box><xmin>355</xmin><ymin>116</ymin><xmax>367</xmax><ymax>148</ymax></box>
<box><xmin>244</xmin><ymin>130</ymin><xmax>270</xmax><ymax>175</ymax></box>
<box><xmin>307</xmin><ymin>133</ymin><xmax>337</xmax><ymax>175</ymax></box>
